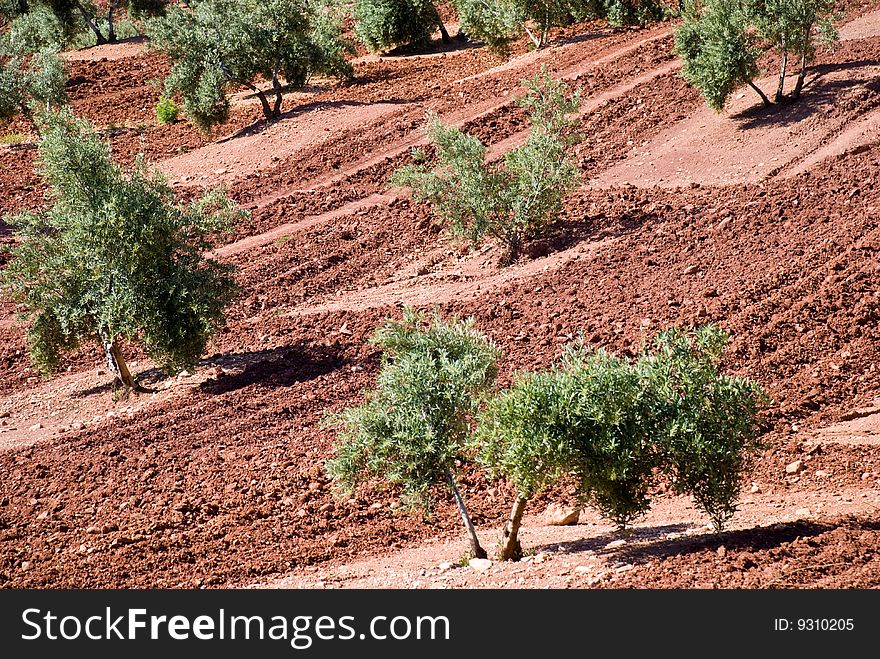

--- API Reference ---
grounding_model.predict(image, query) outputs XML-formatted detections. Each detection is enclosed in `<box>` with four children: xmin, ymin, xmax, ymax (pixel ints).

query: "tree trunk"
<box><xmin>107</xmin><ymin>1</ymin><xmax>119</xmax><ymax>44</ymax></box>
<box><xmin>100</xmin><ymin>331</ymin><xmax>152</xmax><ymax>396</ymax></box>
<box><xmin>75</xmin><ymin>1</ymin><xmax>107</xmax><ymax>45</ymax></box>
<box><xmin>219</xmin><ymin>62</ymin><xmax>276</xmax><ymax>122</ymax></box>
<box><xmin>436</xmin><ymin>16</ymin><xmax>451</xmax><ymax>44</ymax></box>
<box><xmin>775</xmin><ymin>39</ymin><xmax>788</xmax><ymax>103</ymax></box>
<box><xmin>271</xmin><ymin>64</ymin><xmax>283</xmax><ymax>117</ymax></box>
<box><xmin>445</xmin><ymin>469</ymin><xmax>487</xmax><ymax>559</ymax></box>
<box><xmin>747</xmin><ymin>80</ymin><xmax>772</xmax><ymax>107</ymax></box>
<box><xmin>521</xmin><ymin>22</ymin><xmax>542</xmax><ymax>50</ymax></box>
<box><xmin>499</xmin><ymin>493</ymin><xmax>528</xmax><ymax>561</ymax></box>
<box><xmin>791</xmin><ymin>49</ymin><xmax>808</xmax><ymax>100</ymax></box>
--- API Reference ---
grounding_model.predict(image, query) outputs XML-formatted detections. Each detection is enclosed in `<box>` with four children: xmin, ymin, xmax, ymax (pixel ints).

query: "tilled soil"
<box><xmin>1</xmin><ymin>8</ymin><xmax>879</xmax><ymax>589</ymax></box>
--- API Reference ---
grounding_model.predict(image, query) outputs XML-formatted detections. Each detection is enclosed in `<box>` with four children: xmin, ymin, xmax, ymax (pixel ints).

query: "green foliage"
<box><xmin>147</xmin><ymin>0</ymin><xmax>354</xmax><ymax>131</ymax></box>
<box><xmin>477</xmin><ymin>344</ymin><xmax>664</xmax><ymax>529</ymax></box>
<box><xmin>594</xmin><ymin>0</ymin><xmax>671</xmax><ymax>26</ymax></box>
<box><xmin>0</xmin><ymin>49</ymin><xmax>67</xmax><ymax>127</ymax></box>
<box><xmin>1</xmin><ymin>109</ymin><xmax>244</xmax><ymax>377</ymax></box>
<box><xmin>455</xmin><ymin>0</ymin><xmax>669</xmax><ymax>53</ymax></box>
<box><xmin>675</xmin><ymin>0</ymin><xmax>838</xmax><ymax>110</ymax></box>
<box><xmin>154</xmin><ymin>95</ymin><xmax>178</xmax><ymax>124</ymax></box>
<box><xmin>647</xmin><ymin>325</ymin><xmax>768</xmax><ymax>531</ymax></box>
<box><xmin>353</xmin><ymin>0</ymin><xmax>442</xmax><ymax>53</ymax></box>
<box><xmin>475</xmin><ymin>324</ymin><xmax>767</xmax><ymax>533</ymax></box>
<box><xmin>325</xmin><ymin>307</ymin><xmax>501</xmax><ymax>507</ymax></box>
<box><xmin>391</xmin><ymin>68</ymin><xmax>581</xmax><ymax>261</ymax></box>
<box><xmin>675</xmin><ymin>0</ymin><xmax>763</xmax><ymax>110</ymax></box>
<box><xmin>1</xmin><ymin>4</ymin><xmax>79</xmax><ymax>52</ymax></box>
<box><xmin>2</xmin><ymin>1</ymin><xmax>171</xmax><ymax>48</ymax></box>
<box><xmin>455</xmin><ymin>0</ymin><xmax>581</xmax><ymax>51</ymax></box>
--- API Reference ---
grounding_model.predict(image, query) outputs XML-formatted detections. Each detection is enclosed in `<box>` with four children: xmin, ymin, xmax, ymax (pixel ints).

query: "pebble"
<box><xmin>785</xmin><ymin>460</ymin><xmax>803</xmax><ymax>474</ymax></box>
<box><xmin>605</xmin><ymin>539</ymin><xmax>627</xmax><ymax>550</ymax></box>
<box><xmin>28</xmin><ymin>423</ymin><xmax>42</xmax><ymax>431</ymax></box>
<box><xmin>468</xmin><ymin>558</ymin><xmax>492</xmax><ymax>572</ymax></box>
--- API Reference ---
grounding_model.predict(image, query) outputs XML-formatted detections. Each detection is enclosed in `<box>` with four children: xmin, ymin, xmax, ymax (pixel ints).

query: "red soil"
<box><xmin>1</xmin><ymin>7</ymin><xmax>879</xmax><ymax>590</ymax></box>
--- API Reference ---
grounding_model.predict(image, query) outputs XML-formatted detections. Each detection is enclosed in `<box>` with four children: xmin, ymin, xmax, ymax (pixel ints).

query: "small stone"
<box><xmin>368</xmin><ymin>502</ymin><xmax>383</xmax><ymax>511</ymax></box>
<box><xmin>36</xmin><ymin>511</ymin><xmax>49</xmax><ymax>520</ymax></box>
<box><xmin>533</xmin><ymin>552</ymin><xmax>547</xmax><ymax>564</ymax></box>
<box><xmin>338</xmin><ymin>323</ymin><xmax>352</xmax><ymax>336</ymax></box>
<box><xmin>468</xmin><ymin>558</ymin><xmax>493</xmax><ymax>572</ymax></box>
<box><xmin>574</xmin><ymin>565</ymin><xmax>592</xmax><ymax>573</ymax></box>
<box><xmin>29</xmin><ymin>423</ymin><xmax>42</xmax><ymax>431</ymax></box>
<box><xmin>438</xmin><ymin>561</ymin><xmax>454</xmax><ymax>572</ymax></box>
<box><xmin>750</xmin><ymin>482</ymin><xmax>761</xmax><ymax>494</ymax></box>
<box><xmin>795</xmin><ymin>508</ymin><xmax>811</xmax><ymax>517</ymax></box>
<box><xmin>814</xmin><ymin>470</ymin><xmax>829</xmax><ymax>478</ymax></box>
<box><xmin>785</xmin><ymin>460</ymin><xmax>803</xmax><ymax>474</ymax></box>
<box><xmin>616</xmin><ymin>563</ymin><xmax>634</xmax><ymax>573</ymax></box>
<box><xmin>683</xmin><ymin>264</ymin><xmax>699</xmax><ymax>275</ymax></box>
<box><xmin>20</xmin><ymin>561</ymin><xmax>31</xmax><ymax>571</ymax></box>
<box><xmin>862</xmin><ymin>473</ymin><xmax>871</xmax><ymax>481</ymax></box>
<box><xmin>319</xmin><ymin>503</ymin><xmax>333</xmax><ymax>513</ymax></box>
<box><xmin>308</xmin><ymin>481</ymin><xmax>322</xmax><ymax>492</ymax></box>
<box><xmin>716</xmin><ymin>545</ymin><xmax>726</xmax><ymax>558</ymax></box>
<box><xmin>605</xmin><ymin>539</ymin><xmax>627</xmax><ymax>550</ymax></box>
<box><xmin>542</xmin><ymin>502</ymin><xmax>580</xmax><ymax>526</ymax></box>
<box><xmin>86</xmin><ymin>526</ymin><xmax>101</xmax><ymax>535</ymax></box>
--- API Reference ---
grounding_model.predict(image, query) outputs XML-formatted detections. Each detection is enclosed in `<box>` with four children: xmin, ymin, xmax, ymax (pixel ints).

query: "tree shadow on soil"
<box><xmin>72</xmin><ymin>343</ymin><xmax>345</xmax><ymax>398</ymax></box>
<box><xmin>381</xmin><ymin>32</ymin><xmax>479</xmax><ymax>58</ymax></box>
<box><xmin>732</xmin><ymin>60</ymin><xmax>880</xmax><ymax>131</ymax></box>
<box><xmin>218</xmin><ymin>98</ymin><xmax>413</xmax><ymax>142</ymax></box>
<box><xmin>540</xmin><ymin>517</ymin><xmax>880</xmax><ymax>566</ymax></box>
<box><xmin>197</xmin><ymin>343</ymin><xmax>344</xmax><ymax>394</ymax></box>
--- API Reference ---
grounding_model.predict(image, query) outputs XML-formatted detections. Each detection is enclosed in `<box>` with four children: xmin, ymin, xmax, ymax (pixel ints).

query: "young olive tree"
<box><xmin>647</xmin><ymin>325</ymin><xmax>768</xmax><ymax>531</ymax></box>
<box><xmin>0</xmin><ymin>1</ymin><xmax>168</xmax><ymax>47</ymax></box>
<box><xmin>0</xmin><ymin>49</ymin><xmax>67</xmax><ymax>131</ymax></box>
<box><xmin>391</xmin><ymin>68</ymin><xmax>581</xmax><ymax>263</ymax></box>
<box><xmin>353</xmin><ymin>0</ymin><xmax>451</xmax><ymax>53</ymax></box>
<box><xmin>1</xmin><ymin>110</ymin><xmax>244</xmax><ymax>395</ymax></box>
<box><xmin>476</xmin><ymin>344</ymin><xmax>664</xmax><ymax>559</ymax></box>
<box><xmin>455</xmin><ymin>0</ymin><xmax>668</xmax><ymax>53</ymax></box>
<box><xmin>147</xmin><ymin>0</ymin><xmax>353</xmax><ymax>131</ymax></box>
<box><xmin>474</xmin><ymin>368</ymin><xmax>577</xmax><ymax>560</ymax></box>
<box><xmin>675</xmin><ymin>0</ymin><xmax>838</xmax><ymax>110</ymax></box>
<box><xmin>325</xmin><ymin>308</ymin><xmax>501</xmax><ymax>560</ymax></box>
<box><xmin>455</xmin><ymin>0</ymin><xmax>578</xmax><ymax>52</ymax></box>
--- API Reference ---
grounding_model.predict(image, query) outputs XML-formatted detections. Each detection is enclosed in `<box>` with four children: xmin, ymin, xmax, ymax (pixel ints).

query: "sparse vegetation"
<box><xmin>391</xmin><ymin>68</ymin><xmax>581</xmax><ymax>262</ymax></box>
<box><xmin>154</xmin><ymin>95</ymin><xmax>178</xmax><ymax>124</ymax></box>
<box><xmin>0</xmin><ymin>48</ymin><xmax>66</xmax><ymax>131</ymax></box>
<box><xmin>1</xmin><ymin>110</ymin><xmax>245</xmax><ymax>395</ymax></box>
<box><xmin>353</xmin><ymin>0</ymin><xmax>451</xmax><ymax>53</ymax></box>
<box><xmin>675</xmin><ymin>0</ymin><xmax>839</xmax><ymax>110</ymax></box>
<box><xmin>325</xmin><ymin>307</ymin><xmax>501</xmax><ymax>560</ymax></box>
<box><xmin>147</xmin><ymin>0</ymin><xmax>354</xmax><ymax>131</ymax></box>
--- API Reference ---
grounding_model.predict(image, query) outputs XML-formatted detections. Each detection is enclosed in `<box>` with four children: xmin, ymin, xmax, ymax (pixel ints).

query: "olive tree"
<box><xmin>2</xmin><ymin>110</ymin><xmax>244</xmax><ymax>395</ymax></box>
<box><xmin>147</xmin><ymin>0</ymin><xmax>353</xmax><ymax>131</ymax></box>
<box><xmin>0</xmin><ymin>1</ymin><xmax>168</xmax><ymax>47</ymax></box>
<box><xmin>675</xmin><ymin>0</ymin><xmax>838</xmax><ymax>110</ymax></box>
<box><xmin>0</xmin><ymin>49</ymin><xmax>67</xmax><ymax>131</ymax></box>
<box><xmin>648</xmin><ymin>325</ymin><xmax>768</xmax><ymax>531</ymax></box>
<box><xmin>455</xmin><ymin>0</ymin><xmax>668</xmax><ymax>52</ymax></box>
<box><xmin>391</xmin><ymin>68</ymin><xmax>581</xmax><ymax>262</ymax></box>
<box><xmin>325</xmin><ymin>308</ymin><xmax>501</xmax><ymax>560</ymax></box>
<box><xmin>477</xmin><ymin>345</ymin><xmax>664</xmax><ymax>559</ymax></box>
<box><xmin>353</xmin><ymin>0</ymin><xmax>451</xmax><ymax>53</ymax></box>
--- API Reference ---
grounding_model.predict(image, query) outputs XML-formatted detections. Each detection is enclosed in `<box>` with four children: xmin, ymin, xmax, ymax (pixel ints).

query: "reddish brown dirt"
<box><xmin>1</xmin><ymin>7</ymin><xmax>880</xmax><ymax>590</ymax></box>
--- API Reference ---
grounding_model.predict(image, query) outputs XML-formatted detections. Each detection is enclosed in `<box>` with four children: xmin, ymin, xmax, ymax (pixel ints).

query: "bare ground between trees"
<box><xmin>0</xmin><ymin>7</ymin><xmax>879</xmax><ymax>589</ymax></box>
